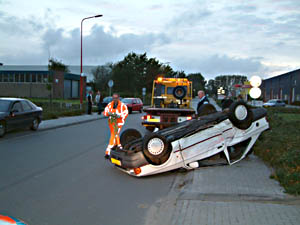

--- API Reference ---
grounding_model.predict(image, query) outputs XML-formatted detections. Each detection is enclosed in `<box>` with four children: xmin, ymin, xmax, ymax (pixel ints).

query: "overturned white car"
<box><xmin>109</xmin><ymin>101</ymin><xmax>269</xmax><ymax>177</ymax></box>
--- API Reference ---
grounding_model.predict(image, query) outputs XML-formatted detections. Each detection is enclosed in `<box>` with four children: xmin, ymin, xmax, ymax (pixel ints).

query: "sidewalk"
<box><xmin>145</xmin><ymin>155</ymin><xmax>300</xmax><ymax>225</ymax></box>
<box><xmin>39</xmin><ymin>113</ymin><xmax>104</xmax><ymax>131</ymax></box>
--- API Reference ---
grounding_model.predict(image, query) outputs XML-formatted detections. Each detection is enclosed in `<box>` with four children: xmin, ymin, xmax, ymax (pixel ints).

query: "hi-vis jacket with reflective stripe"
<box><xmin>103</xmin><ymin>100</ymin><xmax>128</xmax><ymax>125</ymax></box>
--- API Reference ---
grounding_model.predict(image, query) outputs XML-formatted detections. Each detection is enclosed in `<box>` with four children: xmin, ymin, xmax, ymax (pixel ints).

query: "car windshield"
<box><xmin>122</xmin><ymin>98</ymin><xmax>133</xmax><ymax>103</ymax></box>
<box><xmin>268</xmin><ymin>100</ymin><xmax>277</xmax><ymax>103</ymax></box>
<box><xmin>0</xmin><ymin>100</ymin><xmax>11</xmax><ymax>112</ymax></box>
<box><xmin>103</xmin><ymin>97</ymin><xmax>113</xmax><ymax>103</ymax></box>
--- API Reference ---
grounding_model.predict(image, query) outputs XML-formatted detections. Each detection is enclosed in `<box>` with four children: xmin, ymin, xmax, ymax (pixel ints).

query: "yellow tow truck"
<box><xmin>142</xmin><ymin>77</ymin><xmax>195</xmax><ymax>131</ymax></box>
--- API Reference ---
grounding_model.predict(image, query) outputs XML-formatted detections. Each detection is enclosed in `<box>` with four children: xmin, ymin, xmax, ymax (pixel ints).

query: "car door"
<box><xmin>132</xmin><ymin>99</ymin><xmax>138</xmax><ymax>111</ymax></box>
<box><xmin>138</xmin><ymin>98</ymin><xmax>143</xmax><ymax>110</ymax></box>
<box><xmin>21</xmin><ymin>100</ymin><xmax>34</xmax><ymax>127</ymax></box>
<box><xmin>6</xmin><ymin>101</ymin><xmax>25</xmax><ymax>130</ymax></box>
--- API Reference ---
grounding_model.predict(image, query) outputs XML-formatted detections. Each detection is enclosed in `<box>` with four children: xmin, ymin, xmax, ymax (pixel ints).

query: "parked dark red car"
<box><xmin>121</xmin><ymin>98</ymin><xmax>143</xmax><ymax>114</ymax></box>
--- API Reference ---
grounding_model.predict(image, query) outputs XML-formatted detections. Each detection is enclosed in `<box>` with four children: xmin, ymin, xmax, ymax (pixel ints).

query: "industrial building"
<box><xmin>0</xmin><ymin>69</ymin><xmax>86</xmax><ymax>99</ymax></box>
<box><xmin>261</xmin><ymin>68</ymin><xmax>300</xmax><ymax>104</ymax></box>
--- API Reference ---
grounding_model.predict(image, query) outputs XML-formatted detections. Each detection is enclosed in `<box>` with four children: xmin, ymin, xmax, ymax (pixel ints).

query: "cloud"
<box><xmin>226</xmin><ymin>4</ymin><xmax>257</xmax><ymax>13</ymax></box>
<box><xmin>41</xmin><ymin>25</ymin><xmax>170</xmax><ymax>65</ymax></box>
<box><xmin>148</xmin><ymin>4</ymin><xmax>164</xmax><ymax>10</ymax></box>
<box><xmin>171</xmin><ymin>54</ymin><xmax>265</xmax><ymax>79</ymax></box>
<box><xmin>167</xmin><ymin>2</ymin><xmax>212</xmax><ymax>27</ymax></box>
<box><xmin>0</xmin><ymin>8</ymin><xmax>170</xmax><ymax>65</ymax></box>
<box><xmin>0</xmin><ymin>11</ymin><xmax>43</xmax><ymax>36</ymax></box>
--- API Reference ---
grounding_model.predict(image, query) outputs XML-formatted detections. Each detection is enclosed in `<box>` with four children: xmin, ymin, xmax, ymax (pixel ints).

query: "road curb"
<box><xmin>39</xmin><ymin>115</ymin><xmax>106</xmax><ymax>132</ymax></box>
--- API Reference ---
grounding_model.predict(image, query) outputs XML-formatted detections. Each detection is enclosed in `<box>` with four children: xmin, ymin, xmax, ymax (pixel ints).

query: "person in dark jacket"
<box><xmin>196</xmin><ymin>90</ymin><xmax>209</xmax><ymax>113</ymax></box>
<box><xmin>87</xmin><ymin>91</ymin><xmax>93</xmax><ymax>114</ymax></box>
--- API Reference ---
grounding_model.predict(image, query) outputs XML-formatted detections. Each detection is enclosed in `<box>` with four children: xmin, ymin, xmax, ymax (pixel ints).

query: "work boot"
<box><xmin>116</xmin><ymin>145</ymin><xmax>123</xmax><ymax>151</ymax></box>
<box><xmin>104</xmin><ymin>149</ymin><xmax>111</xmax><ymax>159</ymax></box>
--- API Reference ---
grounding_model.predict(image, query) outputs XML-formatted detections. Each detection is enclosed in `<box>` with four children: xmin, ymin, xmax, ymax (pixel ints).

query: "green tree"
<box><xmin>48</xmin><ymin>58</ymin><xmax>70</xmax><ymax>72</ymax></box>
<box><xmin>187</xmin><ymin>73</ymin><xmax>206</xmax><ymax>96</ymax></box>
<box><xmin>111</xmin><ymin>52</ymin><xmax>176</xmax><ymax>97</ymax></box>
<box><xmin>92</xmin><ymin>63</ymin><xmax>112</xmax><ymax>95</ymax></box>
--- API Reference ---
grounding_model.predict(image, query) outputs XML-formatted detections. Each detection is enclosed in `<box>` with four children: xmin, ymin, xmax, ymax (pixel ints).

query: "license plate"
<box><xmin>111</xmin><ymin>158</ymin><xmax>121</xmax><ymax>166</ymax></box>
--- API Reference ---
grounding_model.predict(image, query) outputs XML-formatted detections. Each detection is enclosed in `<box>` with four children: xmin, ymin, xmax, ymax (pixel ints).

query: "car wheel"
<box><xmin>31</xmin><ymin>118</ymin><xmax>40</xmax><ymax>131</ymax></box>
<box><xmin>128</xmin><ymin>108</ymin><xmax>132</xmax><ymax>114</ymax></box>
<box><xmin>197</xmin><ymin>103</ymin><xmax>217</xmax><ymax>116</ymax></box>
<box><xmin>0</xmin><ymin>121</ymin><xmax>6</xmax><ymax>137</ymax></box>
<box><xmin>120</xmin><ymin>128</ymin><xmax>142</xmax><ymax>147</ymax></box>
<box><xmin>221</xmin><ymin>99</ymin><xmax>234</xmax><ymax>110</ymax></box>
<box><xmin>139</xmin><ymin>108</ymin><xmax>143</xmax><ymax>113</ymax></box>
<box><xmin>173</xmin><ymin>86</ymin><xmax>187</xmax><ymax>100</ymax></box>
<box><xmin>142</xmin><ymin>133</ymin><xmax>171</xmax><ymax>165</ymax></box>
<box><xmin>228</xmin><ymin>101</ymin><xmax>253</xmax><ymax>130</ymax></box>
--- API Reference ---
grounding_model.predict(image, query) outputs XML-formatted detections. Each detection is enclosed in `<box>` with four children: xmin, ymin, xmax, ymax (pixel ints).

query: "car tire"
<box><xmin>128</xmin><ymin>107</ymin><xmax>132</xmax><ymax>114</ymax></box>
<box><xmin>173</xmin><ymin>86</ymin><xmax>187</xmax><ymax>100</ymax></box>
<box><xmin>197</xmin><ymin>103</ymin><xmax>217</xmax><ymax>116</ymax></box>
<box><xmin>228</xmin><ymin>101</ymin><xmax>253</xmax><ymax>130</ymax></box>
<box><xmin>120</xmin><ymin>128</ymin><xmax>142</xmax><ymax>147</ymax></box>
<box><xmin>142</xmin><ymin>133</ymin><xmax>171</xmax><ymax>165</ymax></box>
<box><xmin>0</xmin><ymin>121</ymin><xmax>6</xmax><ymax>138</ymax></box>
<box><xmin>31</xmin><ymin>118</ymin><xmax>40</xmax><ymax>131</ymax></box>
<box><xmin>221</xmin><ymin>99</ymin><xmax>234</xmax><ymax>110</ymax></box>
<box><xmin>139</xmin><ymin>108</ymin><xmax>143</xmax><ymax>113</ymax></box>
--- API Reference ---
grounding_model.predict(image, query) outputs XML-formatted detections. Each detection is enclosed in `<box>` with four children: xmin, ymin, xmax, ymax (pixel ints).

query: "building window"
<box><xmin>0</xmin><ymin>74</ymin><xmax>2</xmax><ymax>82</ymax></box>
<box><xmin>32</xmin><ymin>74</ymin><xmax>37</xmax><ymax>83</ymax></box>
<box><xmin>15</xmin><ymin>73</ymin><xmax>20</xmax><ymax>83</ymax></box>
<box><xmin>3</xmin><ymin>74</ymin><xmax>8</xmax><ymax>82</ymax></box>
<box><xmin>297</xmin><ymin>95</ymin><xmax>300</xmax><ymax>101</ymax></box>
<box><xmin>284</xmin><ymin>94</ymin><xmax>288</xmax><ymax>101</ymax></box>
<box><xmin>25</xmin><ymin>74</ymin><xmax>31</xmax><ymax>82</ymax></box>
<box><xmin>20</xmin><ymin>74</ymin><xmax>25</xmax><ymax>82</ymax></box>
<box><xmin>43</xmin><ymin>74</ymin><xmax>48</xmax><ymax>83</ymax></box>
<box><xmin>9</xmin><ymin>74</ymin><xmax>14</xmax><ymax>82</ymax></box>
<box><xmin>37</xmin><ymin>74</ymin><xmax>42</xmax><ymax>83</ymax></box>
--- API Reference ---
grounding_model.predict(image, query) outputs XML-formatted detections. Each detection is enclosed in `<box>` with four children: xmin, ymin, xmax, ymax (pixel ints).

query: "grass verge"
<box><xmin>253</xmin><ymin>107</ymin><xmax>300</xmax><ymax>195</ymax></box>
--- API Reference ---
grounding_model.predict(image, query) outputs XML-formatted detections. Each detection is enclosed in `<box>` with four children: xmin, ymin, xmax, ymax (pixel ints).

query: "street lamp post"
<box><xmin>80</xmin><ymin>14</ymin><xmax>103</xmax><ymax>107</ymax></box>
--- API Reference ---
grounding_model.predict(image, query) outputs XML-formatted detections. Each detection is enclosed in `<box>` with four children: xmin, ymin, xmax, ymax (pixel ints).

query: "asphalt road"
<box><xmin>0</xmin><ymin>112</ymin><xmax>177</xmax><ymax>225</ymax></box>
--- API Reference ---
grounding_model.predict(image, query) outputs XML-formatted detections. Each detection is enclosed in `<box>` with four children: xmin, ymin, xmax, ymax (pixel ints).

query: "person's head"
<box><xmin>97</xmin><ymin>90</ymin><xmax>100</xmax><ymax>94</ymax></box>
<box><xmin>198</xmin><ymin>90</ymin><xmax>205</xmax><ymax>99</ymax></box>
<box><xmin>112</xmin><ymin>93</ymin><xmax>119</xmax><ymax>104</ymax></box>
<box><xmin>89</xmin><ymin>90</ymin><xmax>93</xmax><ymax>94</ymax></box>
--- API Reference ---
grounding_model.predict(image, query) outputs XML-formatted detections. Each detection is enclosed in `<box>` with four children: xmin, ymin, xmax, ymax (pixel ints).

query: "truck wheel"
<box><xmin>142</xmin><ymin>133</ymin><xmax>171</xmax><ymax>165</ymax></box>
<box><xmin>0</xmin><ymin>121</ymin><xmax>6</xmax><ymax>138</ymax></box>
<box><xmin>197</xmin><ymin>103</ymin><xmax>217</xmax><ymax>116</ymax></box>
<box><xmin>120</xmin><ymin>129</ymin><xmax>142</xmax><ymax>147</ymax></box>
<box><xmin>228</xmin><ymin>101</ymin><xmax>253</xmax><ymax>130</ymax></box>
<box><xmin>173</xmin><ymin>86</ymin><xmax>186</xmax><ymax>100</ymax></box>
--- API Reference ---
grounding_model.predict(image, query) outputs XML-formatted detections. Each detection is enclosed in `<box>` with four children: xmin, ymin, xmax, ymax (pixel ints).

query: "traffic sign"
<box><xmin>108</xmin><ymin>80</ymin><xmax>114</xmax><ymax>88</ymax></box>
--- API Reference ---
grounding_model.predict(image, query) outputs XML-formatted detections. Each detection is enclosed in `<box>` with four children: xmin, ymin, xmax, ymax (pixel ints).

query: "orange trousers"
<box><xmin>106</xmin><ymin>123</ymin><xmax>123</xmax><ymax>155</ymax></box>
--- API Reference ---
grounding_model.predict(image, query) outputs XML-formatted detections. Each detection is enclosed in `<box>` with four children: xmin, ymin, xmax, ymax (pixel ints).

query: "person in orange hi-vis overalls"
<box><xmin>103</xmin><ymin>93</ymin><xmax>128</xmax><ymax>158</ymax></box>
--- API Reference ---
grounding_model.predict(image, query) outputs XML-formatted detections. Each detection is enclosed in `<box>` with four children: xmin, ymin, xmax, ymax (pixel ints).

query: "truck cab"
<box><xmin>142</xmin><ymin>77</ymin><xmax>195</xmax><ymax>131</ymax></box>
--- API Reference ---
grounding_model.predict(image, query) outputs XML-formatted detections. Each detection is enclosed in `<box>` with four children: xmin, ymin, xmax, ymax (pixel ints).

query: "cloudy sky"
<box><xmin>0</xmin><ymin>0</ymin><xmax>300</xmax><ymax>79</ymax></box>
